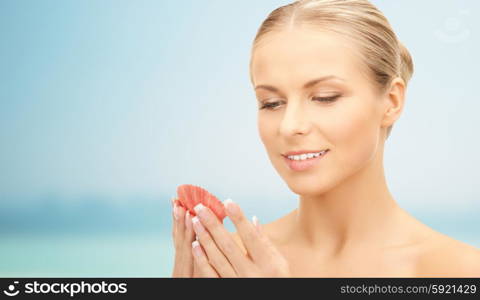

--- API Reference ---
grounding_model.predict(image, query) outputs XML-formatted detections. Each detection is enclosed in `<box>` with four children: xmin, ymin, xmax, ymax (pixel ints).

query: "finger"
<box><xmin>171</xmin><ymin>197</ymin><xmax>182</xmax><ymax>238</ymax></box>
<box><xmin>193</xmin><ymin>258</ymin><xmax>200</xmax><ymax>278</ymax></box>
<box><xmin>223</xmin><ymin>199</ymin><xmax>279</xmax><ymax>264</ymax></box>
<box><xmin>172</xmin><ymin>204</ymin><xmax>187</xmax><ymax>276</ymax></box>
<box><xmin>193</xmin><ymin>203</ymin><xmax>253</xmax><ymax>276</ymax></box>
<box><xmin>171</xmin><ymin>197</ymin><xmax>177</xmax><ymax>239</ymax></box>
<box><xmin>191</xmin><ymin>215</ymin><xmax>237</xmax><ymax>277</ymax></box>
<box><xmin>174</xmin><ymin>205</ymin><xmax>186</xmax><ymax>248</ymax></box>
<box><xmin>180</xmin><ymin>210</ymin><xmax>195</xmax><ymax>276</ymax></box>
<box><xmin>184</xmin><ymin>210</ymin><xmax>196</xmax><ymax>242</ymax></box>
<box><xmin>192</xmin><ymin>240</ymin><xmax>219</xmax><ymax>278</ymax></box>
<box><xmin>171</xmin><ymin>198</ymin><xmax>180</xmax><ymax>277</ymax></box>
<box><xmin>172</xmin><ymin>197</ymin><xmax>197</xmax><ymax>278</ymax></box>
<box><xmin>193</xmin><ymin>236</ymin><xmax>201</xmax><ymax>278</ymax></box>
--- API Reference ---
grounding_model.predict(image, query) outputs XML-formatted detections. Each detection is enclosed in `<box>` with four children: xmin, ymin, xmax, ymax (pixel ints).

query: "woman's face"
<box><xmin>251</xmin><ymin>28</ymin><xmax>388</xmax><ymax>196</ymax></box>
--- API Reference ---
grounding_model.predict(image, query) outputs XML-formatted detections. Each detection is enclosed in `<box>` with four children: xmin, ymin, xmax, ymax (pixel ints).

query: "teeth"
<box><xmin>287</xmin><ymin>150</ymin><xmax>327</xmax><ymax>161</ymax></box>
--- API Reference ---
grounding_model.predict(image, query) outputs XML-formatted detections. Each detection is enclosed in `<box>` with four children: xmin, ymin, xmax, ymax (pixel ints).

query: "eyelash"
<box><xmin>259</xmin><ymin>95</ymin><xmax>340</xmax><ymax>110</ymax></box>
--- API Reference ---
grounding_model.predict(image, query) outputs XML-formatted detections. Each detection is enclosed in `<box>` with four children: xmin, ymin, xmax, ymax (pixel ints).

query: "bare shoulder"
<box><xmin>415</xmin><ymin>231</ymin><xmax>480</xmax><ymax>277</ymax></box>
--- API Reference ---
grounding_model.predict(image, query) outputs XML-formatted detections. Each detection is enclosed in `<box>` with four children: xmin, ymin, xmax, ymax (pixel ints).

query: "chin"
<box><xmin>275</xmin><ymin>167</ymin><xmax>339</xmax><ymax>197</ymax></box>
<box><xmin>287</xmin><ymin>178</ymin><xmax>337</xmax><ymax>197</ymax></box>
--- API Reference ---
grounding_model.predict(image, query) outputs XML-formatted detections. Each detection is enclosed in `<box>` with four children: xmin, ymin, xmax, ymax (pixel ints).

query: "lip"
<box><xmin>282</xmin><ymin>149</ymin><xmax>329</xmax><ymax>171</ymax></box>
<box><xmin>283</xmin><ymin>149</ymin><xmax>328</xmax><ymax>157</ymax></box>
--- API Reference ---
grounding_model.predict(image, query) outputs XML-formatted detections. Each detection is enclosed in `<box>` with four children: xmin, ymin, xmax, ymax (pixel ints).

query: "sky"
<box><xmin>0</xmin><ymin>0</ymin><xmax>479</xmax><ymax>226</ymax></box>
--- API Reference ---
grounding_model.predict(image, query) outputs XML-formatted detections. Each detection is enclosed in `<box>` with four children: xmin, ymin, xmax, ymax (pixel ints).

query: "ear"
<box><xmin>381</xmin><ymin>77</ymin><xmax>406</xmax><ymax>129</ymax></box>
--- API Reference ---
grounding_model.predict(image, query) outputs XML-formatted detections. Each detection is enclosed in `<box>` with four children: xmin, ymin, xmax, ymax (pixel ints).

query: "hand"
<box><xmin>171</xmin><ymin>197</ymin><xmax>196</xmax><ymax>278</ymax></box>
<box><xmin>190</xmin><ymin>199</ymin><xmax>291</xmax><ymax>277</ymax></box>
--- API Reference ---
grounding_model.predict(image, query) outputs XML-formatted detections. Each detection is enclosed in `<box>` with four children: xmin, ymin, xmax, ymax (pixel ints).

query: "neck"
<box><xmin>291</xmin><ymin>147</ymin><xmax>402</xmax><ymax>256</ymax></box>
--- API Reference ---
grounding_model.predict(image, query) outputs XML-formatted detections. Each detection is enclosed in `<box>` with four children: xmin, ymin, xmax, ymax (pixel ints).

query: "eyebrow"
<box><xmin>254</xmin><ymin>75</ymin><xmax>345</xmax><ymax>92</ymax></box>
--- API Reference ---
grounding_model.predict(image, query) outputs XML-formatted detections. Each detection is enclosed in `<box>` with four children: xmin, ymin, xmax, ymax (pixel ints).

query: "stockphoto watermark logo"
<box><xmin>3</xmin><ymin>281</ymin><xmax>20</xmax><ymax>297</ymax></box>
<box><xmin>434</xmin><ymin>9</ymin><xmax>471</xmax><ymax>44</ymax></box>
<box><xmin>2</xmin><ymin>280</ymin><xmax>127</xmax><ymax>297</ymax></box>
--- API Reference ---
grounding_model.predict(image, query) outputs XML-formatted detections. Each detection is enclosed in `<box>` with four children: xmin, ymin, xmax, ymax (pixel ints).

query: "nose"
<box><xmin>279</xmin><ymin>100</ymin><xmax>311</xmax><ymax>137</ymax></box>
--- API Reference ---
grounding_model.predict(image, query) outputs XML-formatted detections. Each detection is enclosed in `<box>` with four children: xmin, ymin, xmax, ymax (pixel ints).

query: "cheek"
<box><xmin>328</xmin><ymin>101</ymin><xmax>380</xmax><ymax>171</ymax></box>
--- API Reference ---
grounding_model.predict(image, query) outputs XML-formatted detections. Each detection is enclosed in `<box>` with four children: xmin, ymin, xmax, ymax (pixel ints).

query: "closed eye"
<box><xmin>313</xmin><ymin>95</ymin><xmax>340</xmax><ymax>102</ymax></box>
<box><xmin>259</xmin><ymin>95</ymin><xmax>340</xmax><ymax>110</ymax></box>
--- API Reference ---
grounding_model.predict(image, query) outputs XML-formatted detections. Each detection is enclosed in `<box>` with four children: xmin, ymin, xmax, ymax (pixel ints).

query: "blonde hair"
<box><xmin>249</xmin><ymin>0</ymin><xmax>414</xmax><ymax>139</ymax></box>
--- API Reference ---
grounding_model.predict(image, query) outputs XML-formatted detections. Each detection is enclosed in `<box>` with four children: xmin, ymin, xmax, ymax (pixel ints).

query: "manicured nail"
<box><xmin>252</xmin><ymin>215</ymin><xmax>259</xmax><ymax>227</ymax></box>
<box><xmin>193</xmin><ymin>203</ymin><xmax>205</xmax><ymax>215</ymax></box>
<box><xmin>191</xmin><ymin>216</ymin><xmax>205</xmax><ymax>234</ymax></box>
<box><xmin>223</xmin><ymin>198</ymin><xmax>238</xmax><ymax>215</ymax></box>
<box><xmin>192</xmin><ymin>240</ymin><xmax>203</xmax><ymax>257</ymax></box>
<box><xmin>252</xmin><ymin>215</ymin><xmax>262</xmax><ymax>233</ymax></box>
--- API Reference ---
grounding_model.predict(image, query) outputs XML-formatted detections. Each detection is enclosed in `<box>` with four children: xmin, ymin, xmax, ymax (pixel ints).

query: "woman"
<box><xmin>171</xmin><ymin>0</ymin><xmax>480</xmax><ymax>277</ymax></box>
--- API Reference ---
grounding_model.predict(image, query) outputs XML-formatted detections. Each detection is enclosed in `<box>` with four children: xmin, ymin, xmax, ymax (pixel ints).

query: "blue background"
<box><xmin>0</xmin><ymin>0</ymin><xmax>478</xmax><ymax>277</ymax></box>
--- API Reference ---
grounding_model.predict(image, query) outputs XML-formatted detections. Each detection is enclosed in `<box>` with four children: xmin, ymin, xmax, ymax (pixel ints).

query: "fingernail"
<box><xmin>252</xmin><ymin>215</ymin><xmax>262</xmax><ymax>233</ymax></box>
<box><xmin>252</xmin><ymin>215</ymin><xmax>259</xmax><ymax>227</ymax></box>
<box><xmin>192</xmin><ymin>240</ymin><xmax>203</xmax><ymax>257</ymax></box>
<box><xmin>191</xmin><ymin>216</ymin><xmax>205</xmax><ymax>234</ymax></box>
<box><xmin>193</xmin><ymin>203</ymin><xmax>205</xmax><ymax>215</ymax></box>
<box><xmin>185</xmin><ymin>210</ymin><xmax>190</xmax><ymax>224</ymax></box>
<box><xmin>173</xmin><ymin>205</ymin><xmax>179</xmax><ymax>220</ymax></box>
<box><xmin>223</xmin><ymin>198</ymin><xmax>238</xmax><ymax>215</ymax></box>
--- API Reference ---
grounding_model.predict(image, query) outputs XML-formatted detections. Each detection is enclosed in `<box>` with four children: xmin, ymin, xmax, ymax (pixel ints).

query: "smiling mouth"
<box><xmin>284</xmin><ymin>149</ymin><xmax>329</xmax><ymax>161</ymax></box>
<box><xmin>282</xmin><ymin>150</ymin><xmax>330</xmax><ymax>171</ymax></box>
